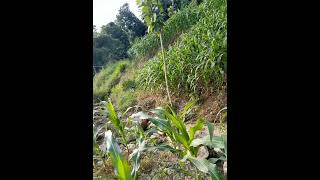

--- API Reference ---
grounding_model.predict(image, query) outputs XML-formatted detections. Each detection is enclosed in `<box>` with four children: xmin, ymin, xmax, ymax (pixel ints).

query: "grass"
<box><xmin>111</xmin><ymin>84</ymin><xmax>137</xmax><ymax>112</ymax></box>
<box><xmin>137</xmin><ymin>0</ymin><xmax>227</xmax><ymax>95</ymax></box>
<box><xmin>93</xmin><ymin>60</ymin><xmax>130</xmax><ymax>101</ymax></box>
<box><xmin>109</xmin><ymin>61</ymin><xmax>139</xmax><ymax>112</ymax></box>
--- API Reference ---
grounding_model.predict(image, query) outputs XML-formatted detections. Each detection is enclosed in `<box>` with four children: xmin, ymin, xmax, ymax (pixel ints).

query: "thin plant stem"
<box><xmin>159</xmin><ymin>31</ymin><xmax>173</xmax><ymax>107</ymax></box>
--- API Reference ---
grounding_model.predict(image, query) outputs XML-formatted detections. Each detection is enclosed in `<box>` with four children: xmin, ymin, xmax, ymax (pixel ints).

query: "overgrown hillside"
<box><xmin>93</xmin><ymin>0</ymin><xmax>227</xmax><ymax>179</ymax></box>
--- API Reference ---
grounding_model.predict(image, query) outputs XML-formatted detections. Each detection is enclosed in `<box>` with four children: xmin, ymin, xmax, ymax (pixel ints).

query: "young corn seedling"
<box><xmin>105</xmin><ymin>130</ymin><xmax>133</xmax><ymax>180</ymax></box>
<box><xmin>106</xmin><ymin>99</ymin><xmax>129</xmax><ymax>153</ymax></box>
<box><xmin>132</xmin><ymin>100</ymin><xmax>203</xmax><ymax>156</ymax></box>
<box><xmin>184</xmin><ymin>122</ymin><xmax>227</xmax><ymax>180</ymax></box>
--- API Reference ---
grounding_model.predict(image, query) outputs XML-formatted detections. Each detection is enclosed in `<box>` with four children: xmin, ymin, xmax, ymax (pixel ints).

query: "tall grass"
<box><xmin>137</xmin><ymin>0</ymin><xmax>227</xmax><ymax>94</ymax></box>
<box><xmin>93</xmin><ymin>60</ymin><xmax>130</xmax><ymax>101</ymax></box>
<box><xmin>128</xmin><ymin>1</ymin><xmax>207</xmax><ymax>60</ymax></box>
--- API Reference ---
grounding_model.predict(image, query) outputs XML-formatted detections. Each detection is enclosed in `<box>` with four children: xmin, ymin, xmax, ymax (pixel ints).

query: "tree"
<box><xmin>116</xmin><ymin>3</ymin><xmax>147</xmax><ymax>42</ymax></box>
<box><xmin>100</xmin><ymin>22</ymin><xmax>130</xmax><ymax>50</ymax></box>
<box><xmin>93</xmin><ymin>34</ymin><xmax>127</xmax><ymax>66</ymax></box>
<box><xmin>93</xmin><ymin>25</ymin><xmax>98</xmax><ymax>38</ymax></box>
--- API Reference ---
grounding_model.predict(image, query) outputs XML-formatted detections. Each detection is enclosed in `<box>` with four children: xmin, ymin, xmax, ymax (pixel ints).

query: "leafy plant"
<box><xmin>132</xmin><ymin>100</ymin><xmax>203</xmax><ymax>156</ymax></box>
<box><xmin>106</xmin><ymin>99</ymin><xmax>128</xmax><ymax>145</ymax></box>
<box><xmin>105</xmin><ymin>130</ymin><xmax>133</xmax><ymax>180</ymax></box>
<box><xmin>182</xmin><ymin>152</ymin><xmax>223</xmax><ymax>180</ymax></box>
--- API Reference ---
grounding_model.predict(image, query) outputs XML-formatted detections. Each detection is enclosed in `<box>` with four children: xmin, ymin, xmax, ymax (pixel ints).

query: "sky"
<box><xmin>93</xmin><ymin>0</ymin><xmax>142</xmax><ymax>32</ymax></box>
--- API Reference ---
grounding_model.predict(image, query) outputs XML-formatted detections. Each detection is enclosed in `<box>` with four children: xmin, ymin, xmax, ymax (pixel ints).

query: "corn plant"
<box><xmin>137</xmin><ymin>0</ymin><xmax>227</xmax><ymax>95</ymax></box>
<box><xmin>131</xmin><ymin>100</ymin><xmax>203</xmax><ymax>156</ymax></box>
<box><xmin>131</xmin><ymin>101</ymin><xmax>226</xmax><ymax>179</ymax></box>
<box><xmin>105</xmin><ymin>130</ymin><xmax>133</xmax><ymax>180</ymax></box>
<box><xmin>136</xmin><ymin>0</ymin><xmax>173</xmax><ymax>106</ymax></box>
<box><xmin>128</xmin><ymin>1</ymin><xmax>204</xmax><ymax>59</ymax></box>
<box><xmin>185</xmin><ymin>123</ymin><xmax>227</xmax><ymax>180</ymax></box>
<box><xmin>106</xmin><ymin>99</ymin><xmax>129</xmax><ymax>146</ymax></box>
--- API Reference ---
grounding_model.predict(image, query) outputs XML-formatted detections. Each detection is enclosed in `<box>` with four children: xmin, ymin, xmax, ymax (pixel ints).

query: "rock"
<box><xmin>223</xmin><ymin>161</ymin><xmax>227</xmax><ymax>180</ymax></box>
<box><xmin>208</xmin><ymin>148</ymin><xmax>217</xmax><ymax>158</ymax></box>
<box><xmin>127</xmin><ymin>143</ymin><xmax>136</xmax><ymax>151</ymax></box>
<box><xmin>100</xmin><ymin>101</ymin><xmax>107</xmax><ymax>105</ymax></box>
<box><xmin>93</xmin><ymin>116</ymin><xmax>99</xmax><ymax>121</ymax></box>
<box><xmin>214</xmin><ymin>148</ymin><xmax>225</xmax><ymax>157</ymax></box>
<box><xmin>93</xmin><ymin>110</ymin><xmax>100</xmax><ymax>116</ymax></box>
<box><xmin>197</xmin><ymin>146</ymin><xmax>209</xmax><ymax>160</ymax></box>
<box><xmin>141</xmin><ymin>119</ymin><xmax>150</xmax><ymax>130</ymax></box>
<box><xmin>150</xmin><ymin>133</ymin><xmax>159</xmax><ymax>139</ymax></box>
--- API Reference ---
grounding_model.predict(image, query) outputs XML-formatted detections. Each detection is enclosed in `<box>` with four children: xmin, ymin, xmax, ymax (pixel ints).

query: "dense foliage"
<box><xmin>128</xmin><ymin>0</ymin><xmax>207</xmax><ymax>60</ymax></box>
<box><xmin>137</xmin><ymin>0</ymin><xmax>227</xmax><ymax>94</ymax></box>
<box><xmin>116</xmin><ymin>3</ymin><xmax>147</xmax><ymax>43</ymax></box>
<box><xmin>93</xmin><ymin>4</ymin><xmax>146</xmax><ymax>67</ymax></box>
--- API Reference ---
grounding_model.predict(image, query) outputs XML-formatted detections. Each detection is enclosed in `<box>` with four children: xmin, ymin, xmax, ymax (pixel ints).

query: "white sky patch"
<box><xmin>93</xmin><ymin>0</ymin><xmax>142</xmax><ymax>32</ymax></box>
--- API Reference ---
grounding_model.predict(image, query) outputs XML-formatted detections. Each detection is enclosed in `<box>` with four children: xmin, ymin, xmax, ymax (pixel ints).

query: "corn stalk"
<box><xmin>159</xmin><ymin>31</ymin><xmax>172</xmax><ymax>106</ymax></box>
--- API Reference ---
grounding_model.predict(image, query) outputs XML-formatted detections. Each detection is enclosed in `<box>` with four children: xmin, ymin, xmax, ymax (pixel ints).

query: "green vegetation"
<box><xmin>128</xmin><ymin>0</ymin><xmax>210</xmax><ymax>60</ymax></box>
<box><xmin>94</xmin><ymin>100</ymin><xmax>226</xmax><ymax>179</ymax></box>
<box><xmin>138</xmin><ymin>0</ymin><xmax>226</xmax><ymax>94</ymax></box>
<box><xmin>93</xmin><ymin>60</ymin><xmax>130</xmax><ymax>101</ymax></box>
<box><xmin>111</xmin><ymin>84</ymin><xmax>137</xmax><ymax>112</ymax></box>
<box><xmin>93</xmin><ymin>4</ymin><xmax>146</xmax><ymax>68</ymax></box>
<box><xmin>93</xmin><ymin>0</ymin><xmax>227</xmax><ymax>179</ymax></box>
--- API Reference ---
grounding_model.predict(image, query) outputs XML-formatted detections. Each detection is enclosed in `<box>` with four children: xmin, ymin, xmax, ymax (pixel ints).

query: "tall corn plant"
<box><xmin>136</xmin><ymin>0</ymin><xmax>173</xmax><ymax>106</ymax></box>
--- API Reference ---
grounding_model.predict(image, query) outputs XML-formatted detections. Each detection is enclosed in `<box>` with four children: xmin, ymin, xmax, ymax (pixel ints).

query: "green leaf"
<box><xmin>180</xmin><ymin>100</ymin><xmax>196</xmax><ymax>119</ymax></box>
<box><xmin>150</xmin><ymin>107</ymin><xmax>165</xmax><ymax>118</ymax></box>
<box><xmin>105</xmin><ymin>130</ymin><xmax>132</xmax><ymax>180</ymax></box>
<box><xmin>148</xmin><ymin>117</ymin><xmax>172</xmax><ymax>133</ymax></box>
<box><xmin>173</xmin><ymin>131</ymin><xmax>190</xmax><ymax>150</ymax></box>
<box><xmin>164</xmin><ymin>109</ymin><xmax>189</xmax><ymax>142</ymax></box>
<box><xmin>148</xmin><ymin>144</ymin><xmax>178</xmax><ymax>154</ymax></box>
<box><xmin>164</xmin><ymin>111</ymin><xmax>183</xmax><ymax>131</ymax></box>
<box><xmin>208</xmin><ymin>158</ymin><xmax>219</xmax><ymax>164</ymax></box>
<box><xmin>223</xmin><ymin>135</ymin><xmax>227</xmax><ymax>158</ymax></box>
<box><xmin>183</xmin><ymin>152</ymin><xmax>222</xmax><ymax>180</ymax></box>
<box><xmin>190</xmin><ymin>135</ymin><xmax>224</xmax><ymax>149</ymax></box>
<box><xmin>189</xmin><ymin>118</ymin><xmax>204</xmax><ymax>143</ymax></box>
<box><xmin>129</xmin><ymin>138</ymin><xmax>146</xmax><ymax>178</ymax></box>
<box><xmin>207</xmin><ymin>122</ymin><xmax>214</xmax><ymax>142</ymax></box>
<box><xmin>106</xmin><ymin>100</ymin><xmax>123</xmax><ymax>132</ymax></box>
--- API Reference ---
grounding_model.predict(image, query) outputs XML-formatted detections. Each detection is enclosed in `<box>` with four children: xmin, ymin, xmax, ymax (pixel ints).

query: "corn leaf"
<box><xmin>106</xmin><ymin>100</ymin><xmax>123</xmax><ymax>133</ymax></box>
<box><xmin>190</xmin><ymin>135</ymin><xmax>224</xmax><ymax>149</ymax></box>
<box><xmin>189</xmin><ymin>118</ymin><xmax>204</xmax><ymax>143</ymax></box>
<box><xmin>207</xmin><ymin>122</ymin><xmax>214</xmax><ymax>142</ymax></box>
<box><xmin>105</xmin><ymin>130</ymin><xmax>132</xmax><ymax>180</ymax></box>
